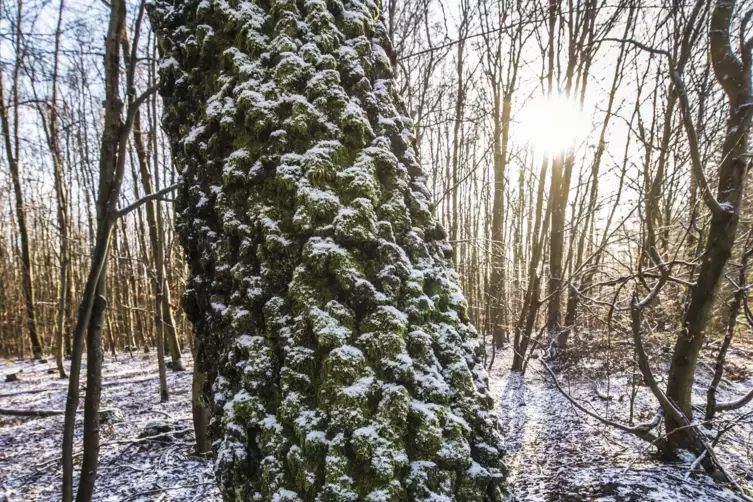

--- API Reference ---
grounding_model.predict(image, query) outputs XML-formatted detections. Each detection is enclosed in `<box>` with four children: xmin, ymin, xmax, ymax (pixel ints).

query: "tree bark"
<box><xmin>151</xmin><ymin>1</ymin><xmax>506</xmax><ymax>499</ymax></box>
<box><xmin>705</xmin><ymin>235</ymin><xmax>752</xmax><ymax>424</ymax></box>
<box><xmin>191</xmin><ymin>336</ymin><xmax>210</xmax><ymax>455</ymax></box>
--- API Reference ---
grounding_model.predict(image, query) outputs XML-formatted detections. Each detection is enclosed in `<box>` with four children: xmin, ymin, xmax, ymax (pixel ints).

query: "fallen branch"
<box><xmin>0</xmin><ymin>407</ymin><xmax>118</xmax><ymax>417</ymax></box>
<box><xmin>594</xmin><ymin>383</ymin><xmax>620</xmax><ymax>401</ymax></box>
<box><xmin>686</xmin><ymin>451</ymin><xmax>707</xmax><ymax>480</ymax></box>
<box><xmin>0</xmin><ymin>376</ymin><xmax>165</xmax><ymax>399</ymax></box>
<box><xmin>100</xmin><ymin>427</ymin><xmax>193</xmax><ymax>447</ymax></box>
<box><xmin>0</xmin><ymin>407</ymin><xmax>70</xmax><ymax>417</ymax></box>
<box><xmin>18</xmin><ymin>426</ymin><xmax>193</xmax><ymax>483</ymax></box>
<box><xmin>0</xmin><ymin>385</ymin><xmax>68</xmax><ymax>398</ymax></box>
<box><xmin>130</xmin><ymin>483</ymin><xmax>212</xmax><ymax>497</ymax></box>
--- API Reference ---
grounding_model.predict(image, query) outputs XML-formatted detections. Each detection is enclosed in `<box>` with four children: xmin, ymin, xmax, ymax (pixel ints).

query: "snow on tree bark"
<box><xmin>150</xmin><ymin>1</ymin><xmax>505</xmax><ymax>500</ymax></box>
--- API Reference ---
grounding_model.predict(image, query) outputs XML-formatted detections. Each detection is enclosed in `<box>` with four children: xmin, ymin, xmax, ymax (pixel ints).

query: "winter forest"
<box><xmin>3</xmin><ymin>0</ymin><xmax>753</xmax><ymax>500</ymax></box>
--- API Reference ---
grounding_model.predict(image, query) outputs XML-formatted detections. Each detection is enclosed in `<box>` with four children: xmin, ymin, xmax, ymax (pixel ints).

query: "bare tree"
<box><xmin>61</xmin><ymin>0</ymin><xmax>162</xmax><ymax>499</ymax></box>
<box><xmin>665</xmin><ymin>0</ymin><xmax>753</xmax><ymax>447</ymax></box>
<box><xmin>0</xmin><ymin>0</ymin><xmax>43</xmax><ymax>359</ymax></box>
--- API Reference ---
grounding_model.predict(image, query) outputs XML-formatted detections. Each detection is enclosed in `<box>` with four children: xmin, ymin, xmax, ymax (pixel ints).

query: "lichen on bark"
<box><xmin>150</xmin><ymin>0</ymin><xmax>505</xmax><ymax>500</ymax></box>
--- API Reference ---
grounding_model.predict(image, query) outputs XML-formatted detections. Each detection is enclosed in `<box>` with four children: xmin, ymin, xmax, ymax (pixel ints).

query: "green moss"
<box><xmin>309</xmin><ymin>306</ymin><xmax>351</xmax><ymax>348</ymax></box>
<box><xmin>375</xmin><ymin>384</ymin><xmax>410</xmax><ymax>438</ymax></box>
<box><xmin>336</xmin><ymin>161</ymin><xmax>381</xmax><ymax>203</ymax></box>
<box><xmin>333</xmin><ymin>199</ymin><xmax>378</xmax><ymax>245</ymax></box>
<box><xmin>322</xmin><ymin>345</ymin><xmax>365</xmax><ymax>384</ymax></box>
<box><xmin>339</xmin><ymin>102</ymin><xmax>373</xmax><ymax>149</ymax></box>
<box><xmin>289</xmin><ymin>267</ymin><xmax>329</xmax><ymax>313</ymax></box>
<box><xmin>228</xmin><ymin>389</ymin><xmax>266</xmax><ymax>424</ymax></box>
<box><xmin>325</xmin><ymin>300</ymin><xmax>355</xmax><ymax>329</ymax></box>
<box><xmin>275</xmin><ymin>52</ymin><xmax>315</xmax><ymax>90</ymax></box>
<box><xmin>273</xmin><ymin>12</ymin><xmax>301</xmax><ymax>42</ymax></box>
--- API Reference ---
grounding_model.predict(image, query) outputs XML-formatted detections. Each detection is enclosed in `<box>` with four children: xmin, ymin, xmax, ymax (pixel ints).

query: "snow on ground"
<box><xmin>2</xmin><ymin>345</ymin><xmax>751</xmax><ymax>501</ymax></box>
<box><xmin>0</xmin><ymin>352</ymin><xmax>219</xmax><ymax>502</ymax></box>
<box><xmin>489</xmin><ymin>345</ymin><xmax>753</xmax><ymax>501</ymax></box>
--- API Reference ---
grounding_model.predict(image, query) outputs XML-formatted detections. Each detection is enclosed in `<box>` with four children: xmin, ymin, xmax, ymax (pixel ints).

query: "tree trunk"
<box><xmin>62</xmin><ymin>0</ymin><xmax>146</xmax><ymax>498</ymax></box>
<box><xmin>78</xmin><ymin>275</ymin><xmax>106</xmax><ymax>500</ymax></box>
<box><xmin>132</xmin><ymin>108</ymin><xmax>185</xmax><ymax>371</ymax></box>
<box><xmin>512</xmin><ymin>159</ymin><xmax>550</xmax><ymax>371</ymax></box>
<box><xmin>561</xmin><ymin>5</ymin><xmax>633</xmax><ymax>344</ymax></box>
<box><xmin>191</xmin><ymin>335</ymin><xmax>210</xmax><ymax>455</ymax></box>
<box><xmin>665</xmin><ymin>0</ymin><xmax>753</xmax><ymax>446</ymax></box>
<box><xmin>121</xmin><ymin>25</ymin><xmax>186</xmax><ymax>372</ymax></box>
<box><xmin>151</xmin><ymin>1</ymin><xmax>506</xmax><ymax>499</ymax></box>
<box><xmin>45</xmin><ymin>0</ymin><xmax>69</xmax><ymax>377</ymax></box>
<box><xmin>546</xmin><ymin>152</ymin><xmax>567</xmax><ymax>345</ymax></box>
<box><xmin>155</xmin><ymin>300</ymin><xmax>169</xmax><ymax>402</ymax></box>
<box><xmin>0</xmin><ymin>4</ymin><xmax>43</xmax><ymax>358</ymax></box>
<box><xmin>705</xmin><ymin>235</ymin><xmax>752</xmax><ymax>424</ymax></box>
<box><xmin>487</xmin><ymin>90</ymin><xmax>511</xmax><ymax>348</ymax></box>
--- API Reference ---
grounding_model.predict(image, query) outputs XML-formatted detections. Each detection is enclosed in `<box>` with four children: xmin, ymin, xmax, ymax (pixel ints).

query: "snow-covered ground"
<box><xmin>1</xmin><ymin>346</ymin><xmax>751</xmax><ymax>501</ymax></box>
<box><xmin>0</xmin><ymin>352</ymin><xmax>219</xmax><ymax>502</ymax></box>
<box><xmin>489</xmin><ymin>346</ymin><xmax>753</xmax><ymax>501</ymax></box>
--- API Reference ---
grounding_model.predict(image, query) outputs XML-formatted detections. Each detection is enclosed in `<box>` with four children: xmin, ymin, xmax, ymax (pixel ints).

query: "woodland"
<box><xmin>2</xmin><ymin>0</ymin><xmax>753</xmax><ymax>500</ymax></box>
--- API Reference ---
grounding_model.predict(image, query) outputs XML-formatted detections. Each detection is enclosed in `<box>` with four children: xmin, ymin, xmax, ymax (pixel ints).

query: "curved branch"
<box><xmin>538</xmin><ymin>359</ymin><xmax>669</xmax><ymax>453</ymax></box>
<box><xmin>716</xmin><ymin>387</ymin><xmax>753</xmax><ymax>412</ymax></box>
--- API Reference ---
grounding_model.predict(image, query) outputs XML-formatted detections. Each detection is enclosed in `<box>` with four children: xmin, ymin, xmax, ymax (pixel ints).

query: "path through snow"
<box><xmin>489</xmin><ymin>347</ymin><xmax>751</xmax><ymax>501</ymax></box>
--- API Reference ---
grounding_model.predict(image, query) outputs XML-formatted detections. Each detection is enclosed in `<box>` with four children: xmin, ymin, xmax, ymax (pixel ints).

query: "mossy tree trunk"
<box><xmin>151</xmin><ymin>1</ymin><xmax>505</xmax><ymax>500</ymax></box>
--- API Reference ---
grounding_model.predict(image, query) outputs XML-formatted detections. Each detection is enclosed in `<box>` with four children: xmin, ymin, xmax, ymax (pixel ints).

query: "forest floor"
<box><xmin>1</xmin><ymin>344</ymin><xmax>752</xmax><ymax>501</ymax></box>
<box><xmin>0</xmin><ymin>351</ymin><xmax>220</xmax><ymax>502</ymax></box>
<box><xmin>488</xmin><ymin>344</ymin><xmax>753</xmax><ymax>501</ymax></box>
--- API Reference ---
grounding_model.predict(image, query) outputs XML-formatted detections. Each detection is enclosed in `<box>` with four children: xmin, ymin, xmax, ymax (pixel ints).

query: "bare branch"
<box><xmin>716</xmin><ymin>388</ymin><xmax>753</xmax><ymax>412</ymax></box>
<box><xmin>670</xmin><ymin>70</ymin><xmax>727</xmax><ymax>218</ymax></box>
<box><xmin>116</xmin><ymin>184</ymin><xmax>177</xmax><ymax>218</ymax></box>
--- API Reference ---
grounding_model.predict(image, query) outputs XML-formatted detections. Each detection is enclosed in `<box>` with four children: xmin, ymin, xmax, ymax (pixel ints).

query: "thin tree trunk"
<box><xmin>124</xmin><ymin>28</ymin><xmax>185</xmax><ymax>371</ymax></box>
<box><xmin>0</xmin><ymin>0</ymin><xmax>42</xmax><ymax>359</ymax></box>
<box><xmin>62</xmin><ymin>0</ymin><xmax>138</xmax><ymax>498</ymax></box>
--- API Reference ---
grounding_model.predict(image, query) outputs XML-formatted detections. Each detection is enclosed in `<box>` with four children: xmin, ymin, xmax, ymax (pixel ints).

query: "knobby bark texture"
<box><xmin>151</xmin><ymin>0</ymin><xmax>505</xmax><ymax>500</ymax></box>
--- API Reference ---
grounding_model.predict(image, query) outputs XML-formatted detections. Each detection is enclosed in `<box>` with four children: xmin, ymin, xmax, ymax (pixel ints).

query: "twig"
<box><xmin>716</xmin><ymin>388</ymin><xmax>753</xmax><ymax>413</ymax></box>
<box><xmin>130</xmin><ymin>482</ymin><xmax>212</xmax><ymax>497</ymax></box>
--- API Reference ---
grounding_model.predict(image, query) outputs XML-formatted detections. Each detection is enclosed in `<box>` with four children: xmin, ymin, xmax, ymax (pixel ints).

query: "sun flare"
<box><xmin>517</xmin><ymin>93</ymin><xmax>590</xmax><ymax>157</ymax></box>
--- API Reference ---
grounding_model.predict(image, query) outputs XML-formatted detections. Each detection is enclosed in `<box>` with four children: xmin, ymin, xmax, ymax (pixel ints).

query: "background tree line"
<box><xmin>0</xmin><ymin>0</ymin><xmax>748</xmax><ymax>381</ymax></box>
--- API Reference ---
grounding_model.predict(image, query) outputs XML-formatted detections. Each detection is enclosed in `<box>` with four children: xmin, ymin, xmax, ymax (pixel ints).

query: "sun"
<box><xmin>517</xmin><ymin>93</ymin><xmax>590</xmax><ymax>158</ymax></box>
